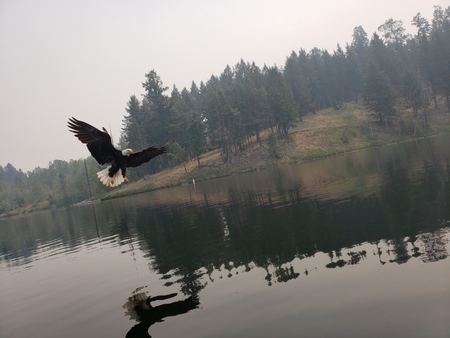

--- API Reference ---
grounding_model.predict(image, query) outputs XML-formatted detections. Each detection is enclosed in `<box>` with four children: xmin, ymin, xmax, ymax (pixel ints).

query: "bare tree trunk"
<box><xmin>256</xmin><ymin>132</ymin><xmax>262</xmax><ymax>148</ymax></box>
<box><xmin>424</xmin><ymin>109</ymin><xmax>428</xmax><ymax>132</ymax></box>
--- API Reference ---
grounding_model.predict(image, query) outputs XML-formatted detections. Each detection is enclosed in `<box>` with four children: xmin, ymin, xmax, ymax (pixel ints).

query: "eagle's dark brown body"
<box><xmin>68</xmin><ymin>117</ymin><xmax>168</xmax><ymax>187</ymax></box>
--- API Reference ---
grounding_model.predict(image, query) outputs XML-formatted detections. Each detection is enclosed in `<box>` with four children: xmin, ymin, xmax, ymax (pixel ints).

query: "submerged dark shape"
<box><xmin>123</xmin><ymin>291</ymin><xmax>199</xmax><ymax>338</ymax></box>
<box><xmin>68</xmin><ymin>117</ymin><xmax>168</xmax><ymax>187</ymax></box>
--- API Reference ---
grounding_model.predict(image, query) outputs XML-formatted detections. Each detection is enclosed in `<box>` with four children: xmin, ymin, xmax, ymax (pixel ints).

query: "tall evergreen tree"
<box><xmin>351</xmin><ymin>26</ymin><xmax>369</xmax><ymax>67</ymax></box>
<box><xmin>298</xmin><ymin>49</ymin><xmax>321</xmax><ymax>112</ymax></box>
<box><xmin>141</xmin><ymin>70</ymin><xmax>171</xmax><ymax>145</ymax></box>
<box><xmin>429</xmin><ymin>6</ymin><xmax>450</xmax><ymax>111</ymax></box>
<box><xmin>345</xmin><ymin>44</ymin><xmax>363</xmax><ymax>102</ymax></box>
<box><xmin>188</xmin><ymin>112</ymin><xmax>207</xmax><ymax>166</ymax></box>
<box><xmin>332</xmin><ymin>45</ymin><xmax>348</xmax><ymax>103</ymax></box>
<box><xmin>308</xmin><ymin>48</ymin><xmax>327</xmax><ymax>110</ymax></box>
<box><xmin>368</xmin><ymin>33</ymin><xmax>403</xmax><ymax>87</ymax></box>
<box><xmin>204</xmin><ymin>76</ymin><xmax>235</xmax><ymax>162</ymax></box>
<box><xmin>362</xmin><ymin>62</ymin><xmax>397</xmax><ymax>123</ymax></box>
<box><xmin>265</xmin><ymin>66</ymin><xmax>298</xmax><ymax>137</ymax></box>
<box><xmin>284</xmin><ymin>51</ymin><xmax>311</xmax><ymax>121</ymax></box>
<box><xmin>122</xmin><ymin>95</ymin><xmax>147</xmax><ymax>150</ymax></box>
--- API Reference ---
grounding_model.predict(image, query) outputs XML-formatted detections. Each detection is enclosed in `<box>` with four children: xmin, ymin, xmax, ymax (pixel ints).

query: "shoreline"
<box><xmin>2</xmin><ymin>102</ymin><xmax>449</xmax><ymax>218</ymax></box>
<box><xmin>100</xmin><ymin>102</ymin><xmax>450</xmax><ymax>201</ymax></box>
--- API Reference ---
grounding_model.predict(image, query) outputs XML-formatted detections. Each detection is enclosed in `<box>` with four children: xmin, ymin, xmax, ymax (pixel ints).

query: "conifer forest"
<box><xmin>1</xmin><ymin>5</ymin><xmax>449</xmax><ymax>215</ymax></box>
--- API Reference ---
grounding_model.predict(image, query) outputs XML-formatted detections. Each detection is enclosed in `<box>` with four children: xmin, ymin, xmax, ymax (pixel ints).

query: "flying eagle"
<box><xmin>68</xmin><ymin>117</ymin><xmax>168</xmax><ymax>187</ymax></box>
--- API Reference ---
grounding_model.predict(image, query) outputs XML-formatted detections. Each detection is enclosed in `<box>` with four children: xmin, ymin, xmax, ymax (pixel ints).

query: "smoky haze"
<box><xmin>0</xmin><ymin>0</ymin><xmax>443</xmax><ymax>171</ymax></box>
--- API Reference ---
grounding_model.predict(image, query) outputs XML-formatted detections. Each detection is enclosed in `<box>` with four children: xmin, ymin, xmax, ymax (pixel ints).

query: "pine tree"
<box><xmin>362</xmin><ymin>62</ymin><xmax>397</xmax><ymax>123</ymax></box>
<box><xmin>284</xmin><ymin>51</ymin><xmax>311</xmax><ymax>121</ymax></box>
<box><xmin>265</xmin><ymin>66</ymin><xmax>298</xmax><ymax>137</ymax></box>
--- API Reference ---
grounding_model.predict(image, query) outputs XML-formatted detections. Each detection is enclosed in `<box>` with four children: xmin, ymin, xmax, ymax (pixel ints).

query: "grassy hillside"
<box><xmin>2</xmin><ymin>101</ymin><xmax>448</xmax><ymax>219</ymax></box>
<box><xmin>101</xmin><ymin>101</ymin><xmax>450</xmax><ymax>200</ymax></box>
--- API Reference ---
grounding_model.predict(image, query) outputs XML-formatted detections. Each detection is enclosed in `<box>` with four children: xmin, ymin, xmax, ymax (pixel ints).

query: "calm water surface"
<box><xmin>1</xmin><ymin>135</ymin><xmax>450</xmax><ymax>338</ymax></box>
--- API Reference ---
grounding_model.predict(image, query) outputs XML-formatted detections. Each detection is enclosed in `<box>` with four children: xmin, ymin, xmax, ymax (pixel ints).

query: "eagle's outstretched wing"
<box><xmin>67</xmin><ymin>117</ymin><xmax>117</xmax><ymax>165</ymax></box>
<box><xmin>126</xmin><ymin>144</ymin><xmax>169</xmax><ymax>168</ymax></box>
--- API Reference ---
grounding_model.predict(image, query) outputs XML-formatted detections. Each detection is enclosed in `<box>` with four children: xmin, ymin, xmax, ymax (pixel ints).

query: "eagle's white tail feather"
<box><xmin>96</xmin><ymin>166</ymin><xmax>124</xmax><ymax>187</ymax></box>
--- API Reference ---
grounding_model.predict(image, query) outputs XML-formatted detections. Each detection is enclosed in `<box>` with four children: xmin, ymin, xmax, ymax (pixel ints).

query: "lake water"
<box><xmin>1</xmin><ymin>135</ymin><xmax>450</xmax><ymax>338</ymax></box>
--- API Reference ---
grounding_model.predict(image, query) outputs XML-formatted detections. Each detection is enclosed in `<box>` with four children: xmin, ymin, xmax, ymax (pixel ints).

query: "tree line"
<box><xmin>120</xmin><ymin>4</ymin><xmax>450</xmax><ymax>165</ymax></box>
<box><xmin>1</xmin><ymin>5</ymin><xmax>449</xmax><ymax>215</ymax></box>
<box><xmin>2</xmin><ymin>141</ymin><xmax>448</xmax><ymax>290</ymax></box>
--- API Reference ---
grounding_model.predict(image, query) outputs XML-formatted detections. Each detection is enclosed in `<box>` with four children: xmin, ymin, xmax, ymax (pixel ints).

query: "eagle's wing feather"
<box><xmin>68</xmin><ymin>117</ymin><xmax>117</xmax><ymax>165</ymax></box>
<box><xmin>126</xmin><ymin>144</ymin><xmax>169</xmax><ymax>168</ymax></box>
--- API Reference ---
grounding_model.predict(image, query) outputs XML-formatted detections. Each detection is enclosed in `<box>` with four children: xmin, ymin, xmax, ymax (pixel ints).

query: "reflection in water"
<box><xmin>326</xmin><ymin>250</ymin><xmax>367</xmax><ymax>268</ymax></box>
<box><xmin>127</xmin><ymin>136</ymin><xmax>450</xmax><ymax>290</ymax></box>
<box><xmin>1</xmin><ymin>135</ymin><xmax>450</xmax><ymax>337</ymax></box>
<box><xmin>2</xmin><ymin>136</ymin><xmax>450</xmax><ymax>291</ymax></box>
<box><xmin>123</xmin><ymin>287</ymin><xmax>199</xmax><ymax>338</ymax></box>
<box><xmin>419</xmin><ymin>229</ymin><xmax>449</xmax><ymax>263</ymax></box>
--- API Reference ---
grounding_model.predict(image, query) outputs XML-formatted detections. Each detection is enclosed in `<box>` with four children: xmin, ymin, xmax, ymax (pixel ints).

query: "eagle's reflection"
<box><xmin>123</xmin><ymin>287</ymin><xmax>200</xmax><ymax>338</ymax></box>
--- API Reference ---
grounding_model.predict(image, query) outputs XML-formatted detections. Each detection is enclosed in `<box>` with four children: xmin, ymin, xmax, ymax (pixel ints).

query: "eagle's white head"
<box><xmin>122</xmin><ymin>149</ymin><xmax>134</xmax><ymax>156</ymax></box>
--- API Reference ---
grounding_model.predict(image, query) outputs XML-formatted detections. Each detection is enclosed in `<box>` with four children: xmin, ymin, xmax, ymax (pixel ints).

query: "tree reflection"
<box><xmin>419</xmin><ymin>230</ymin><xmax>449</xmax><ymax>263</ymax></box>
<box><xmin>372</xmin><ymin>240</ymin><xmax>386</xmax><ymax>265</ymax></box>
<box><xmin>273</xmin><ymin>264</ymin><xmax>300</xmax><ymax>283</ymax></box>
<box><xmin>2</xmin><ymin>137</ymin><xmax>450</xmax><ymax>292</ymax></box>
<box><xmin>388</xmin><ymin>238</ymin><xmax>411</xmax><ymax>264</ymax></box>
<box><xmin>347</xmin><ymin>250</ymin><xmax>367</xmax><ymax>265</ymax></box>
<box><xmin>125</xmin><ymin>159</ymin><xmax>450</xmax><ymax>289</ymax></box>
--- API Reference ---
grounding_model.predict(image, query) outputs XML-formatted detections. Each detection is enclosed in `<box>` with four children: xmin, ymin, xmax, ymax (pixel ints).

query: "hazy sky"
<box><xmin>0</xmin><ymin>0</ymin><xmax>446</xmax><ymax>172</ymax></box>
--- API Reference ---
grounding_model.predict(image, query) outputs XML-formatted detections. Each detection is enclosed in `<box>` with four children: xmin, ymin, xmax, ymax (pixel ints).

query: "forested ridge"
<box><xmin>1</xmin><ymin>5</ymin><xmax>449</xmax><ymax>216</ymax></box>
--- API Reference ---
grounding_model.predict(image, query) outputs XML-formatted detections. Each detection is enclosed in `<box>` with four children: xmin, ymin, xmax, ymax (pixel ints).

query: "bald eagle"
<box><xmin>68</xmin><ymin>117</ymin><xmax>168</xmax><ymax>187</ymax></box>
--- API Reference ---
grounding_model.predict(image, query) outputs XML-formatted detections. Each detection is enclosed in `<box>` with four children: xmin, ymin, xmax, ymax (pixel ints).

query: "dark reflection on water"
<box><xmin>123</xmin><ymin>288</ymin><xmax>199</xmax><ymax>338</ymax></box>
<box><xmin>1</xmin><ymin>135</ymin><xmax>450</xmax><ymax>337</ymax></box>
<box><xmin>125</xmin><ymin>159</ymin><xmax>449</xmax><ymax>288</ymax></box>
